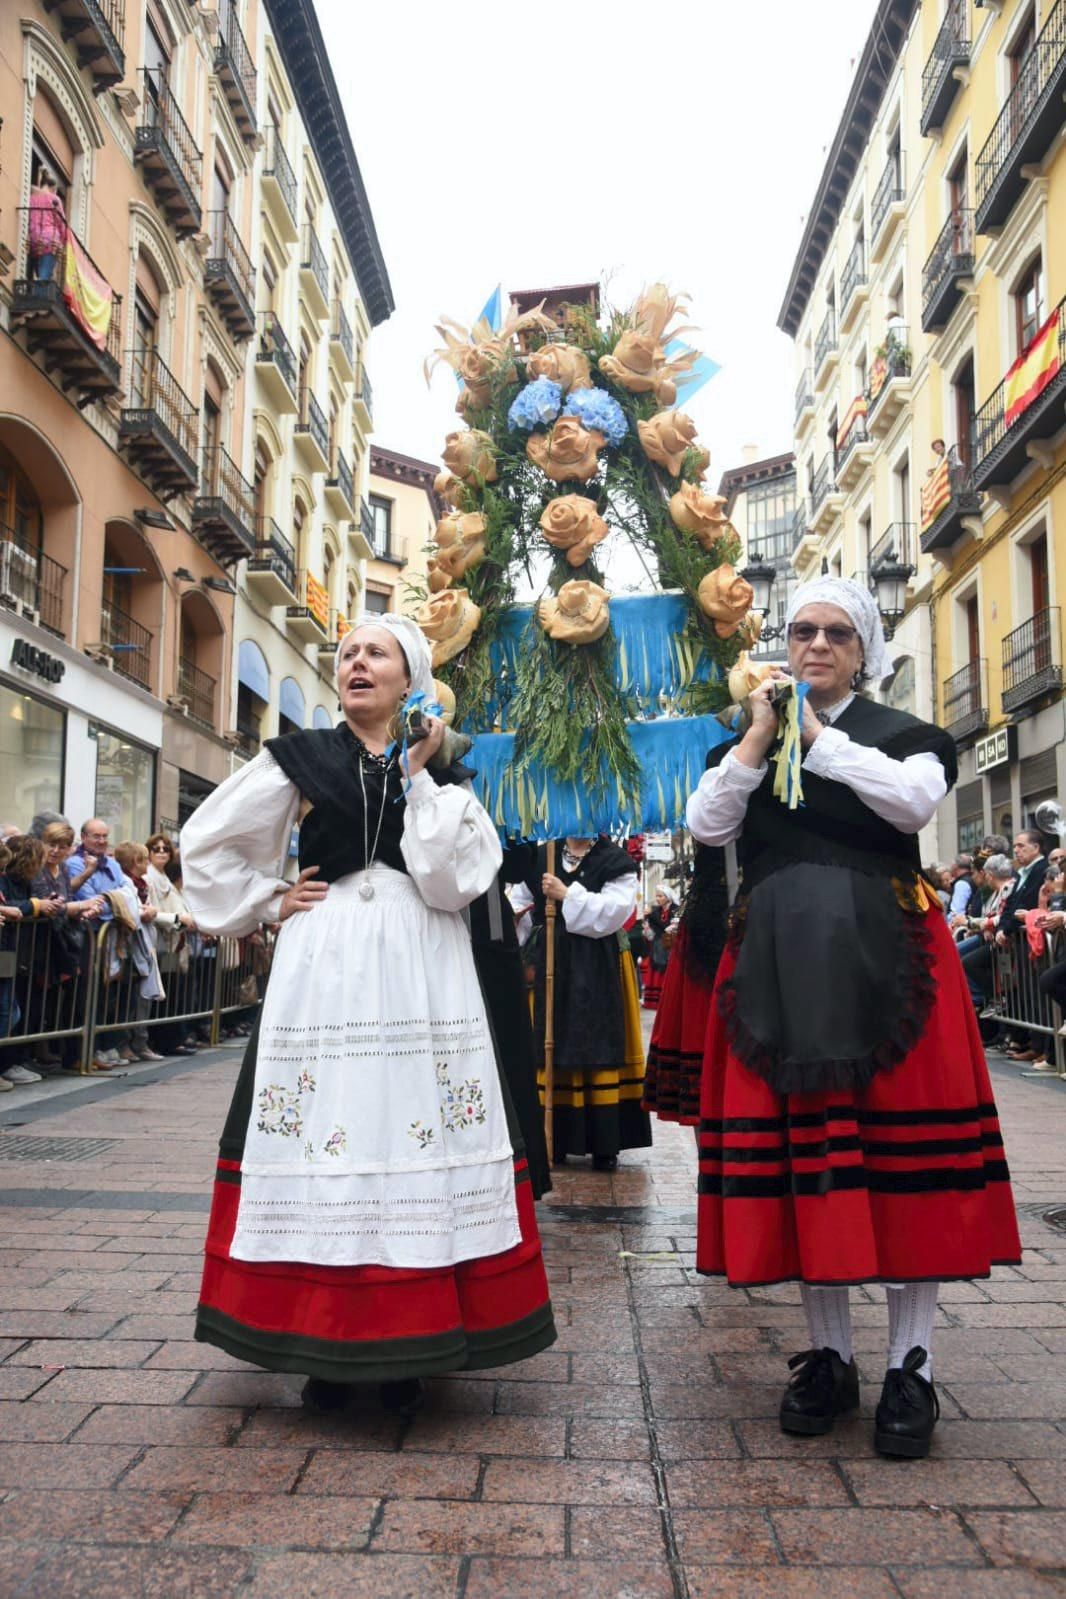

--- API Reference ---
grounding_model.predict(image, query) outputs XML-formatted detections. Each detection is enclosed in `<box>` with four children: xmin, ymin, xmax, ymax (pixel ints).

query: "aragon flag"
<box><xmin>920</xmin><ymin>458</ymin><xmax>952</xmax><ymax>532</ymax></box>
<box><xmin>1004</xmin><ymin>306</ymin><xmax>1062</xmax><ymax>430</ymax></box>
<box><xmin>62</xmin><ymin>232</ymin><xmax>113</xmax><ymax>351</ymax></box>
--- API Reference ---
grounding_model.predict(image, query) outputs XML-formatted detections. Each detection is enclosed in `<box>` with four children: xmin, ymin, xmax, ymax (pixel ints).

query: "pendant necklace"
<box><xmin>357</xmin><ymin>746</ymin><xmax>391</xmax><ymax>900</ymax></box>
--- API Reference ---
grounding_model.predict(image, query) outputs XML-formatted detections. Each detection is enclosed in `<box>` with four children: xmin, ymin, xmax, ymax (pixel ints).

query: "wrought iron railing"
<box><xmin>13</xmin><ymin>211</ymin><xmax>123</xmax><ymax>376</ymax></box>
<box><xmin>138</xmin><ymin>69</ymin><xmax>202</xmax><ymax>202</ymax></box>
<box><xmin>973</xmin><ymin>292</ymin><xmax>1066</xmax><ymax>469</ymax></box>
<box><xmin>256</xmin><ymin>311</ymin><xmax>298</xmax><ymax>396</ymax></box>
<box><xmin>1002</xmin><ymin>607</ymin><xmax>1062</xmax><ymax>711</ymax></box>
<box><xmin>811</xmin><ymin>455</ymin><xmax>838</xmax><ymax>512</ymax></box>
<box><xmin>869</xmin><ymin>521</ymin><xmax>916</xmax><ymax>573</ymax></box>
<box><xmin>841</xmin><ymin>238</ymin><xmax>867</xmax><ymax>313</ymax></box>
<box><xmin>101</xmin><ymin>599</ymin><xmax>152</xmax><ymax>690</ymax></box>
<box><xmin>360</xmin><ymin>497</ymin><xmax>377</xmax><ymax>549</ymax></box>
<box><xmin>814</xmin><ymin>309</ymin><xmax>837</xmax><ymax>373</ymax></box>
<box><xmin>215</xmin><ymin>0</ymin><xmax>256</xmax><ymax>117</ymax></box>
<box><xmin>794</xmin><ymin>369</ymin><xmax>814</xmax><ymax>421</ymax></box>
<box><xmin>0</xmin><ymin>522</ymin><xmax>66</xmax><ymax>635</ymax></box>
<box><xmin>125</xmin><ymin>347</ymin><xmax>198</xmax><ymax>466</ymax></box>
<box><xmin>253</xmin><ymin>514</ymin><xmax>296</xmax><ymax>595</ymax></box>
<box><xmin>300</xmin><ymin>224</ymin><xmax>329</xmax><ymax>305</ymax></box>
<box><xmin>872</xmin><ymin>151</ymin><xmax>905</xmax><ymax>239</ymax></box>
<box><xmin>836</xmin><ymin>408</ymin><xmax>870</xmax><ymax>471</ymax></box>
<box><xmin>206</xmin><ymin>209</ymin><xmax>255</xmax><ymax>308</ymax></box>
<box><xmin>200</xmin><ymin>445</ymin><xmax>255</xmax><ymax>527</ymax></box>
<box><xmin>329</xmin><ymin>448</ymin><xmax>354</xmax><ymax>508</ymax></box>
<box><xmin>866</xmin><ymin>328</ymin><xmax>911</xmax><ymax>415</ymax></box>
<box><xmin>263</xmin><ymin>125</ymin><xmax>297</xmax><ymax>223</ymax></box>
<box><xmin>178</xmin><ymin>656</ymin><xmax>216</xmax><ymax>725</ymax></box>
<box><xmin>330</xmin><ymin>300</ymin><xmax>354</xmax><ymax>365</ymax></box>
<box><xmin>297</xmin><ymin>386</ymin><xmax>329</xmax><ymax>461</ymax></box>
<box><xmin>942</xmin><ymin>658</ymin><xmax>986</xmax><ymax>734</ymax></box>
<box><xmin>356</xmin><ymin>365</ymin><xmax>374</xmax><ymax>422</ymax></box>
<box><xmin>921</xmin><ymin>0</ymin><xmax>969</xmax><ymax>129</ymax></box>
<box><xmin>922</xmin><ymin>209</ymin><xmax>974</xmax><ymax>323</ymax></box>
<box><xmin>791</xmin><ymin>501</ymin><xmax>810</xmax><ymax>542</ymax></box>
<box><xmin>976</xmin><ymin>0</ymin><xmax>1066</xmax><ymax>220</ymax></box>
<box><xmin>87</xmin><ymin>0</ymin><xmax>126</xmax><ymax>51</ymax></box>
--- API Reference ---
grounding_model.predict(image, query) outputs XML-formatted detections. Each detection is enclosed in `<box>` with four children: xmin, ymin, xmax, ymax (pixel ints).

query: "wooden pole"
<box><xmin>543</xmin><ymin>840</ymin><xmax>557</xmax><ymax>1163</ymax></box>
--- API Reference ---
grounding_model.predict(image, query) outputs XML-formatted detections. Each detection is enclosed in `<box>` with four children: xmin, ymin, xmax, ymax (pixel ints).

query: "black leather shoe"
<box><xmin>874</xmin><ymin>1345</ymin><xmax>939</xmax><ymax>1458</ymax></box>
<box><xmin>779</xmin><ymin>1347</ymin><xmax>860</xmax><ymax>1436</ymax></box>
<box><xmin>593</xmin><ymin>1154</ymin><xmax>619</xmax><ymax>1172</ymax></box>
<box><xmin>379</xmin><ymin>1377</ymin><xmax>425</xmax><ymax>1419</ymax></box>
<box><xmin>301</xmin><ymin>1377</ymin><xmax>350</xmax><ymax>1414</ymax></box>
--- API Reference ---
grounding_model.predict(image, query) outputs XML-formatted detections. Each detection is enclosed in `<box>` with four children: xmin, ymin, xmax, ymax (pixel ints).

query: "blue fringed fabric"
<box><xmin>469</xmin><ymin>715</ymin><xmax>733</xmax><ymax>840</ymax></box>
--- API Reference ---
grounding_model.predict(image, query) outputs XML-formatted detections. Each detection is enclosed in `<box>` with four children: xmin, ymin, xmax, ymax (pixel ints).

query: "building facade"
<box><xmin>364</xmin><ymin>446</ymin><xmax>439</xmax><ymax>615</ymax></box>
<box><xmin>778</xmin><ymin>0</ymin><xmax>1066</xmax><ymax>855</ymax></box>
<box><xmin>718</xmin><ymin>449</ymin><xmax>798</xmax><ymax>662</ymax></box>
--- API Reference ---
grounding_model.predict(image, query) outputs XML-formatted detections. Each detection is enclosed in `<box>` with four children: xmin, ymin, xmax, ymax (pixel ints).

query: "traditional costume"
<box><xmin>526</xmin><ymin>839</ymin><xmax>651</xmax><ymax>1166</ymax></box>
<box><xmin>183</xmin><ymin>615</ymin><xmax>555</xmax><ymax>1394</ymax></box>
<box><xmin>639</xmin><ymin>888</ymin><xmax>674</xmax><ymax>1010</ymax></box>
<box><xmin>687</xmin><ymin>577</ymin><xmax>1020</xmax><ymax>1456</ymax></box>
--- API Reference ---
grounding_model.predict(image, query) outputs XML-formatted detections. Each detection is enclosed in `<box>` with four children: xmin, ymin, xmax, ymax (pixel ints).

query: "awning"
<box><xmin>313</xmin><ymin>705</ymin><xmax>333</xmax><ymax>730</ymax></box>
<box><xmin>279</xmin><ymin>676</ymin><xmax>306</xmax><ymax>728</ymax></box>
<box><xmin>237</xmin><ymin>639</ymin><xmax>270</xmax><ymax>702</ymax></box>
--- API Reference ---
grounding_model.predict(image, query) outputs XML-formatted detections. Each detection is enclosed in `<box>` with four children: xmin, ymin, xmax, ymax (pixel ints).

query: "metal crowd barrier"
<box><xmin>989</xmin><ymin>932</ymin><xmax>1066</xmax><ymax>1077</ymax></box>
<box><xmin>0</xmin><ymin>915</ymin><xmax>269</xmax><ymax>1075</ymax></box>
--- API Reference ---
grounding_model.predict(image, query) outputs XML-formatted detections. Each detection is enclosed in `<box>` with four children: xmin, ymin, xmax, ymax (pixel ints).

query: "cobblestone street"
<box><xmin>0</xmin><ymin>1039</ymin><xmax>1062</xmax><ymax>1596</ymax></box>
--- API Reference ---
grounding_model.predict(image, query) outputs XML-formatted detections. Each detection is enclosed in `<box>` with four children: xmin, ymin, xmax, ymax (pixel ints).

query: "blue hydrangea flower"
<box><xmin>563</xmin><ymin>388</ymin><xmax>628</xmax><ymax>448</ymax></box>
<box><xmin>507</xmin><ymin>377</ymin><xmax>563</xmax><ymax>432</ymax></box>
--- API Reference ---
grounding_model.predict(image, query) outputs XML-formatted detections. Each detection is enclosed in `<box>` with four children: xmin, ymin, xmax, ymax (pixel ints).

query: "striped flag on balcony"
<box><xmin>1005</xmin><ymin>306</ymin><xmax>1062</xmax><ymax>430</ymax></box>
<box><xmin>920</xmin><ymin>457</ymin><xmax>952</xmax><ymax>531</ymax></box>
<box><xmin>62</xmin><ymin>232</ymin><xmax>113</xmax><ymax>350</ymax></box>
<box><xmin>306</xmin><ymin>572</ymin><xmax>330</xmax><ymax>630</ymax></box>
<box><xmin>835</xmin><ymin>394</ymin><xmax>868</xmax><ymax>450</ymax></box>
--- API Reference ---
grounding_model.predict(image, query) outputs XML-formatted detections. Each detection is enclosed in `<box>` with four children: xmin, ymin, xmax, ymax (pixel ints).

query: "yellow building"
<box><xmin>780</xmin><ymin>0</ymin><xmax>1066</xmax><ymax>854</ymax></box>
<box><xmin>364</xmin><ymin>447</ymin><xmax>439</xmax><ymax>615</ymax></box>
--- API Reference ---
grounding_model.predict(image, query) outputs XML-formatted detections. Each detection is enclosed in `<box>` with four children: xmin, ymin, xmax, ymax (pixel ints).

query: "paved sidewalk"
<box><xmin>0</xmin><ymin>1044</ymin><xmax>1062</xmax><ymax>1595</ymax></box>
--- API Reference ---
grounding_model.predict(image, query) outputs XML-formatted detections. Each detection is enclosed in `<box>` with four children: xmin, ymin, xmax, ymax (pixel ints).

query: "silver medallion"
<box><xmin>359</xmin><ymin>881</ymin><xmax>375</xmax><ymax>901</ymax></box>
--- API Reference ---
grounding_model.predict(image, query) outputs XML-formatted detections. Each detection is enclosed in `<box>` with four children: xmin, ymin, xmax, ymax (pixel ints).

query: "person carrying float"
<box><xmin>686</xmin><ymin>576</ymin><xmax>1020</xmax><ymax>1458</ymax></box>
<box><xmin>181</xmin><ymin>614</ymin><xmax>555</xmax><ymax>1418</ymax></box>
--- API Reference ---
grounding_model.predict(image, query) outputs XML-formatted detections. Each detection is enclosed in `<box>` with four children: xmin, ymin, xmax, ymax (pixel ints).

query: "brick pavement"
<box><xmin>0</xmin><ymin>1043</ymin><xmax>1061</xmax><ymax>1595</ymax></box>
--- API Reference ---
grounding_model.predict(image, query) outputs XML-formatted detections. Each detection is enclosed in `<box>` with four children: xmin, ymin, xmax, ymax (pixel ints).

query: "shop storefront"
<box><xmin>944</xmin><ymin>703</ymin><xmax>1066</xmax><ymax>852</ymax></box>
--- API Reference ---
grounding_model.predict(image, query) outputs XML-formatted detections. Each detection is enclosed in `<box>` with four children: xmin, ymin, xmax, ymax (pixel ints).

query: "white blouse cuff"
<box><xmin>801</xmin><ymin>725</ymin><xmax>848</xmax><ymax>776</ymax></box>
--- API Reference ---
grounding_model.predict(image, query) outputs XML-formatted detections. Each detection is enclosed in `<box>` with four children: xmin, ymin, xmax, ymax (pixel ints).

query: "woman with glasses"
<box><xmin>686</xmin><ymin>576</ymin><xmax>1020</xmax><ymax>1459</ymax></box>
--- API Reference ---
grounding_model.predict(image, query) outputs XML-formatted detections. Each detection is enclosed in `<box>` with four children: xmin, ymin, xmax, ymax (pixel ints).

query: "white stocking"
<box><xmin>885</xmin><ymin>1282</ymin><xmax>938</xmax><ymax>1379</ymax></box>
<box><xmin>800</xmin><ymin>1285</ymin><xmax>853</xmax><ymax>1362</ymax></box>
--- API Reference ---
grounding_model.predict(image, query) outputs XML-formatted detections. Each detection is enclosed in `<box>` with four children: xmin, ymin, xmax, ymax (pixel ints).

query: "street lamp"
<box><xmin>870</xmin><ymin>557</ymin><xmax>914</xmax><ymax>639</ymax></box>
<box><xmin>739</xmin><ymin>550</ymin><xmax>784</xmax><ymax>641</ymax></box>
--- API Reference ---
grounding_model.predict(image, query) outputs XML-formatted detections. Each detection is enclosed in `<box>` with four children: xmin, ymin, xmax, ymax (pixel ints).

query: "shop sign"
<box><xmin>9</xmin><ymin>638</ymin><xmax>65</xmax><ymax>684</ymax></box>
<box><xmin>975</xmin><ymin>727</ymin><xmax>1014</xmax><ymax>774</ymax></box>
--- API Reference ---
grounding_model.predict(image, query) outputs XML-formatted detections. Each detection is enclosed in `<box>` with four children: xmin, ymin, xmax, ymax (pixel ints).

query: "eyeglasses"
<box><xmin>788</xmin><ymin>622</ymin><xmax>859</xmax><ymax>647</ymax></box>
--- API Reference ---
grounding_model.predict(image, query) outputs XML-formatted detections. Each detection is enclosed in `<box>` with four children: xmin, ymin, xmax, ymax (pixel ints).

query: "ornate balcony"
<box><xmin>299</xmin><ymin>225</ymin><xmax>329</xmax><ymax>320</ymax></box>
<box><xmin>325</xmin><ymin>448</ymin><xmax>355</xmax><ymax>518</ymax></box>
<box><xmin>975</xmin><ymin>0</ymin><xmax>1066</xmax><ymax>233</ymax></box>
<box><xmin>794</xmin><ymin>369</ymin><xmax>814</xmax><ymax>429</ymax></box>
<box><xmin>329</xmin><ymin>300</ymin><xmax>354</xmax><ymax>381</ymax></box>
<box><xmin>871</xmin><ymin>152</ymin><xmax>906</xmax><ymax>261</ymax></box>
<box><xmin>972</xmin><ymin>292</ymin><xmax>1066</xmax><ymax>491</ymax></box>
<box><xmin>920</xmin><ymin>0</ymin><xmax>970</xmax><ymax>136</ymax></box>
<box><xmin>922</xmin><ymin>209</ymin><xmax>975</xmax><ymax>333</ymax></box>
<box><xmin>203</xmin><ymin>210</ymin><xmax>255</xmax><ymax>342</ymax></box>
<box><xmin>813</xmin><ymin>309</ymin><xmax>838</xmax><ymax>386</ymax></box>
<box><xmin>134</xmin><ymin>70</ymin><xmax>202</xmax><ymax>240</ymax></box>
<box><xmin>42</xmin><ymin>0</ymin><xmax>124</xmax><ymax>92</ymax></box>
<box><xmin>100</xmin><ymin>599</ymin><xmax>153</xmax><ymax>691</ymax></box>
<box><xmin>255</xmin><ymin>312</ymin><xmax>298</xmax><ymax>414</ymax></box>
<box><xmin>942</xmin><ymin>658</ymin><xmax>988</xmax><ymax>745</ymax></box>
<box><xmin>835</xmin><ymin>409</ymin><xmax>873</xmax><ymax>491</ymax></box>
<box><xmin>839</xmin><ymin>239</ymin><xmax>868</xmax><ymax>333</ymax></box>
<box><xmin>920</xmin><ymin>458</ymin><xmax>983</xmax><ymax>555</ymax></box>
<box><xmin>287</xmin><ymin>570</ymin><xmax>330</xmax><ymax>643</ymax></box>
<box><xmin>865</xmin><ymin>328</ymin><xmax>912</xmax><ymax>437</ymax></box>
<box><xmin>1002</xmin><ymin>607</ymin><xmax>1063</xmax><ymax>715</ymax></box>
<box><xmin>355</xmin><ymin>365</ymin><xmax>374</xmax><ymax>430</ymax></box>
<box><xmin>192</xmin><ymin>446</ymin><xmax>256</xmax><ymax>565</ymax></box>
<box><xmin>10</xmin><ymin>216</ymin><xmax>122</xmax><ymax>406</ymax></box>
<box><xmin>0</xmin><ymin>523</ymin><xmax>66</xmax><ymax>636</ymax></box>
<box><xmin>869</xmin><ymin>521</ymin><xmax>917</xmax><ymax>577</ymax></box>
<box><xmin>262</xmin><ymin>126</ymin><xmax>298</xmax><ymax>243</ymax></box>
<box><xmin>295</xmin><ymin>386</ymin><xmax>330</xmax><ymax>473</ymax></box>
<box><xmin>177</xmin><ymin>657</ymin><xmax>217</xmax><ymax>727</ymax></box>
<box><xmin>810</xmin><ymin>454</ymin><xmax>842</xmax><ymax>533</ymax></box>
<box><xmin>246</xmin><ymin>516</ymin><xmax>297</xmax><ymax>606</ymax></box>
<box><xmin>119</xmin><ymin>348</ymin><xmax>199</xmax><ymax>500</ymax></box>
<box><xmin>348</xmin><ymin>499</ymin><xmax>373</xmax><ymax>561</ymax></box>
<box><xmin>214</xmin><ymin>0</ymin><xmax>256</xmax><ymax>141</ymax></box>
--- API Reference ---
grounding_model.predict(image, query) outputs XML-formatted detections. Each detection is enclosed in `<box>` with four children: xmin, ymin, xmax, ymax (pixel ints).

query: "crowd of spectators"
<box><xmin>0</xmin><ymin>811</ymin><xmax>262</xmax><ymax>1089</ymax></box>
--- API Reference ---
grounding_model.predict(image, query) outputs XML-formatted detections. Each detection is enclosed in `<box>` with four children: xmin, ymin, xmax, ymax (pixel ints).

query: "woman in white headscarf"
<box><xmin>180</xmin><ymin>615</ymin><xmax>555</xmax><ymax>1417</ymax></box>
<box><xmin>685</xmin><ymin>577</ymin><xmax>1020</xmax><ymax>1460</ymax></box>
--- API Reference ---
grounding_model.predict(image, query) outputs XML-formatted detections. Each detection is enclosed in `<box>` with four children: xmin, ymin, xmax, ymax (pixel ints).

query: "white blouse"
<box><xmin>180</xmin><ymin>750</ymin><xmax>503</xmax><ymax>937</ymax></box>
<box><xmin>562</xmin><ymin>874</ymin><xmax>638</xmax><ymax>938</ymax></box>
<box><xmin>686</xmin><ymin>730</ymin><xmax>948</xmax><ymax>848</ymax></box>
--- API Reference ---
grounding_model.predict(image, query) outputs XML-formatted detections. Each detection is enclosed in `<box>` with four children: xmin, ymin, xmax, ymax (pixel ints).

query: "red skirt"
<box><xmin>697</xmin><ymin>909</ymin><xmax>1021</xmax><ymax>1286</ymax></box>
<box><xmin>196</xmin><ymin>1157</ymin><xmax>555</xmax><ymax>1383</ymax></box>
<box><xmin>640</xmin><ymin>958</ymin><xmax>663</xmax><ymax>1008</ymax></box>
<box><xmin>642</xmin><ymin>926</ymin><xmax>713</xmax><ymax>1125</ymax></box>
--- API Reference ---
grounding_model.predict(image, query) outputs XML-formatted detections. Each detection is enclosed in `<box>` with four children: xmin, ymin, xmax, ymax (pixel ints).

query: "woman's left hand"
<box><xmin>542</xmin><ymin>873</ymin><xmax>568</xmax><ymax>903</ymax></box>
<box><xmin>799</xmin><ymin>694</ymin><xmax>824</xmax><ymax>750</ymax></box>
<box><xmin>404</xmin><ymin>713</ymin><xmax>446</xmax><ymax>778</ymax></box>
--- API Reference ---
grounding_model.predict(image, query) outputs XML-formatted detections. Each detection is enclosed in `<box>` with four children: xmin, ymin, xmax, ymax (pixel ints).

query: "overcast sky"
<box><xmin>319</xmin><ymin>0</ymin><xmax>880</xmax><ymax>569</ymax></box>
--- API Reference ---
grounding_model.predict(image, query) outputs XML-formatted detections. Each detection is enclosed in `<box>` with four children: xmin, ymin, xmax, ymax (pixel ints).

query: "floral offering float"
<box><xmin>442</xmin><ymin>429</ymin><xmax>498</xmax><ymax>486</ymax></box>
<box><xmin>538</xmin><ymin>580</ymin><xmax>611</xmax><ymax>644</ymax></box>
<box><xmin>697</xmin><ymin>564</ymin><xmax>755</xmax><ymax>639</ymax></box>
<box><xmin>538</xmin><ymin>495</ymin><xmax>609</xmax><ymax>568</ymax></box>
<box><xmin>638</xmin><ymin>410</ymin><xmax>708</xmax><ymax>478</ymax></box>
<box><xmin>526</xmin><ymin>343</ymin><xmax>592</xmax><ymax>393</ymax></box>
<box><xmin>417</xmin><ymin>588</ymin><xmax>482</xmax><ymax>668</ymax></box>
<box><xmin>598</xmin><ymin>283</ymin><xmax>698</xmax><ymax>405</ymax></box>
<box><xmin>728</xmin><ymin>651</ymin><xmax>774</xmax><ymax>705</ymax></box>
<box><xmin>526</xmin><ymin>415</ymin><xmax>605</xmax><ymax>483</ymax></box>
<box><xmin>433</xmin><ymin>471</ymin><xmax>468</xmax><ymax>509</ymax></box>
<box><xmin>669</xmin><ymin>483</ymin><xmax>735</xmax><ymax>550</ymax></box>
<box><xmin>428</xmin><ymin>511</ymin><xmax>487</xmax><ymax>591</ymax></box>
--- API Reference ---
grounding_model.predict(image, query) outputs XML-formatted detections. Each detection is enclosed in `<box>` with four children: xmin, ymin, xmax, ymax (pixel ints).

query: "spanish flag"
<box><xmin>836</xmin><ymin>394</ymin><xmax>868</xmax><ymax>451</ymax></box>
<box><xmin>305</xmin><ymin>571</ymin><xmax>330</xmax><ymax>631</ymax></box>
<box><xmin>63</xmin><ymin>232</ymin><xmax>113</xmax><ymax>351</ymax></box>
<box><xmin>921</xmin><ymin>458</ymin><xmax>952</xmax><ymax>531</ymax></box>
<box><xmin>1005</xmin><ymin>307</ymin><xmax>1062</xmax><ymax>430</ymax></box>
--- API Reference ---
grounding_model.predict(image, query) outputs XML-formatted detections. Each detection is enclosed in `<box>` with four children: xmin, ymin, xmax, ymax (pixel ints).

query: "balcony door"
<box><xmin>1015</xmin><ymin>256</ymin><xmax>1045</xmax><ymax>353</ymax></box>
<box><xmin>953</xmin><ymin>356</ymin><xmax>976</xmax><ymax>469</ymax></box>
<box><xmin>1009</xmin><ymin>6</ymin><xmax>1038</xmax><ymax>140</ymax></box>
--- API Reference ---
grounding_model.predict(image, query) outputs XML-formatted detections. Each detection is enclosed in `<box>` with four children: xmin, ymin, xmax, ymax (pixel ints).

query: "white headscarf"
<box><xmin>657</xmin><ymin>882</ymin><xmax>679</xmax><ymax>905</ymax></box>
<box><xmin>334</xmin><ymin>613</ymin><xmax>436</xmax><ymax>704</ymax></box>
<box><xmin>785</xmin><ymin>576</ymin><xmax>889</xmax><ymax>683</ymax></box>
